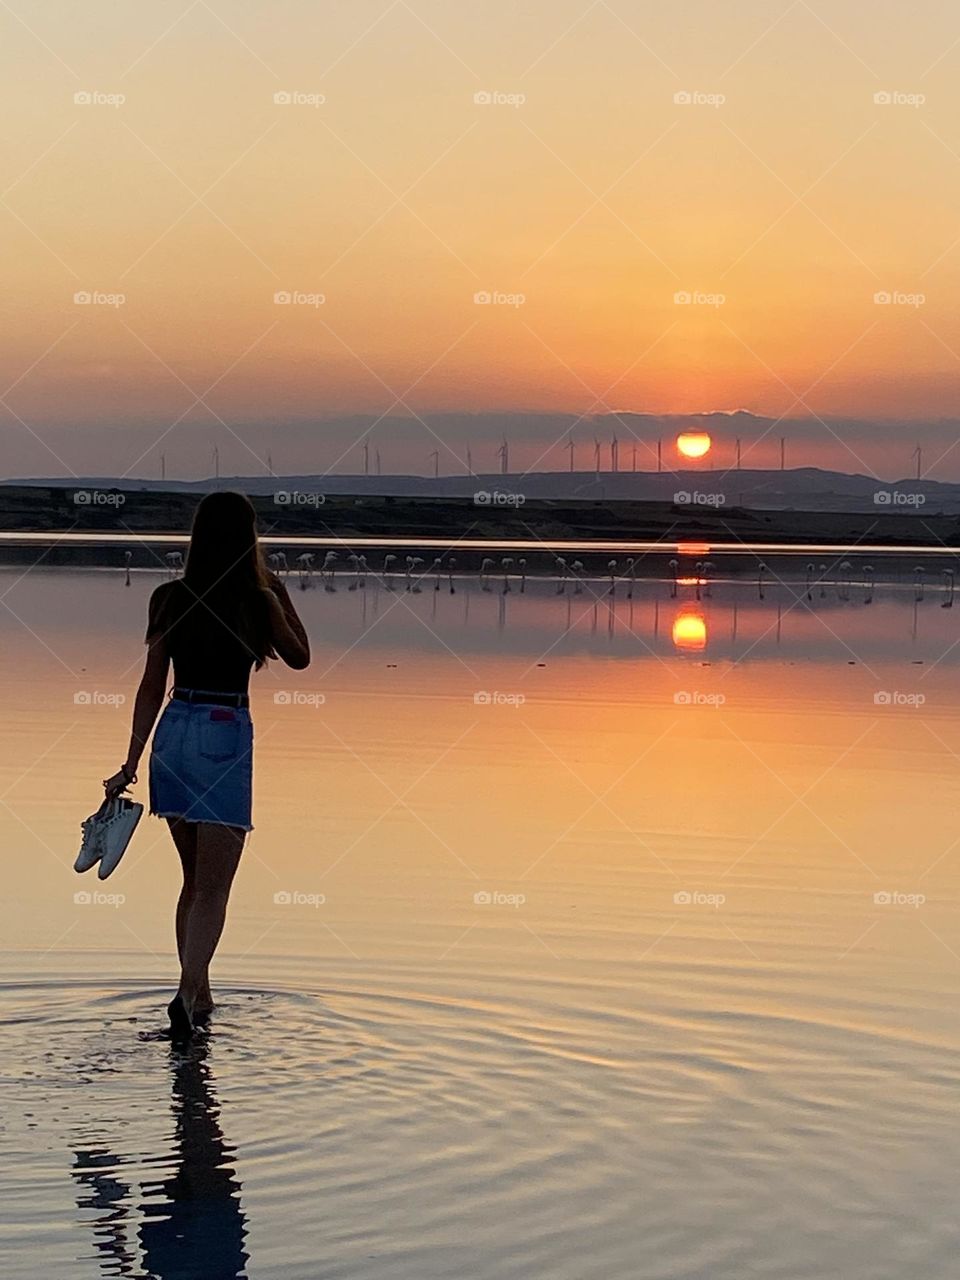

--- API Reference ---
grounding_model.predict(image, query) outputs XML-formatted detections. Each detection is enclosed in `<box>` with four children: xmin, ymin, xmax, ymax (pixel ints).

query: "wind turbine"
<box><xmin>913</xmin><ymin>445</ymin><xmax>922</xmax><ymax>481</ymax></box>
<box><xmin>610</xmin><ymin>432</ymin><xmax>619</xmax><ymax>473</ymax></box>
<box><xmin>466</xmin><ymin>442</ymin><xmax>473</xmax><ymax>474</ymax></box>
<box><xmin>568</xmin><ymin>438</ymin><xmax>575</xmax><ymax>472</ymax></box>
<box><xmin>362</xmin><ymin>441</ymin><xmax>370</xmax><ymax>476</ymax></box>
<box><xmin>429</xmin><ymin>450</ymin><xmax>439</xmax><ymax>479</ymax></box>
<box><xmin>593</xmin><ymin>436</ymin><xmax>601</xmax><ymax>477</ymax></box>
<box><xmin>498</xmin><ymin>438</ymin><xmax>509</xmax><ymax>475</ymax></box>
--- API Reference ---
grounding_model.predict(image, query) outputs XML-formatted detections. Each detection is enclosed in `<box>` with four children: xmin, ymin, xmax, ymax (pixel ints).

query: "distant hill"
<box><xmin>4</xmin><ymin>466</ymin><xmax>959</xmax><ymax>514</ymax></box>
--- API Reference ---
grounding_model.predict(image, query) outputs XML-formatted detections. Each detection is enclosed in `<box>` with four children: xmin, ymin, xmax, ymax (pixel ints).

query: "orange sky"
<box><xmin>2</xmin><ymin>1</ymin><xmax>960</xmax><ymax>476</ymax></box>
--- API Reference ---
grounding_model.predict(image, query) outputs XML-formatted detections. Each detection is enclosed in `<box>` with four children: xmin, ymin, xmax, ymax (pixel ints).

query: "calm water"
<box><xmin>2</xmin><ymin>566</ymin><xmax>960</xmax><ymax>1279</ymax></box>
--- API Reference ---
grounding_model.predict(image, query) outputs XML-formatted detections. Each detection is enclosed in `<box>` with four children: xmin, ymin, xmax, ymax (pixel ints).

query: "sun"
<box><xmin>676</xmin><ymin>431</ymin><xmax>712</xmax><ymax>460</ymax></box>
<box><xmin>672</xmin><ymin>610</ymin><xmax>707</xmax><ymax>652</ymax></box>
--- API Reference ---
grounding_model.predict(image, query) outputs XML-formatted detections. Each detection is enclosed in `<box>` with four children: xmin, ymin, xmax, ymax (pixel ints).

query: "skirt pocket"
<box><xmin>198</xmin><ymin>710</ymin><xmax>242</xmax><ymax>762</ymax></box>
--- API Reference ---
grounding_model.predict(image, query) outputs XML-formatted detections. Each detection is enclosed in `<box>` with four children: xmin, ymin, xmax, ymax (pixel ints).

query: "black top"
<box><xmin>146</xmin><ymin>580</ymin><xmax>258</xmax><ymax>695</ymax></box>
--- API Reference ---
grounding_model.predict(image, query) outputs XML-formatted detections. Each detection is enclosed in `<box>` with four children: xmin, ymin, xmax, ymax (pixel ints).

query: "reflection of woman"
<box><xmin>72</xmin><ymin>1043</ymin><xmax>248</xmax><ymax>1280</ymax></box>
<box><xmin>139</xmin><ymin>1046</ymin><xmax>248</xmax><ymax>1280</ymax></box>
<box><xmin>103</xmin><ymin>492</ymin><xmax>310</xmax><ymax>1040</ymax></box>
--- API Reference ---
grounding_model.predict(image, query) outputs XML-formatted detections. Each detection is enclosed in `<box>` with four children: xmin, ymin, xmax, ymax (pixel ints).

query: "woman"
<box><xmin>103</xmin><ymin>492</ymin><xmax>310</xmax><ymax>1041</ymax></box>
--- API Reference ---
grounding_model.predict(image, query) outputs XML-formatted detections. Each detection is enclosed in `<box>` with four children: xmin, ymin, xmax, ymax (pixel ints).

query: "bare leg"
<box><xmin>177</xmin><ymin>823</ymin><xmax>245</xmax><ymax>1018</ymax></box>
<box><xmin>166</xmin><ymin>819</ymin><xmax>214</xmax><ymax>1013</ymax></box>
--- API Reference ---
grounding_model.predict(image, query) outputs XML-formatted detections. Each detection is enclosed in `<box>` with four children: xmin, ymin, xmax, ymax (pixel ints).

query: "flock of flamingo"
<box><xmin>136</xmin><ymin>548</ymin><xmax>958</xmax><ymax>606</ymax></box>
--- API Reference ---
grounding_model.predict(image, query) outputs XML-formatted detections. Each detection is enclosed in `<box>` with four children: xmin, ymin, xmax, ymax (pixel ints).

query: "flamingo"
<box><xmin>357</xmin><ymin>554</ymin><xmax>368</xmax><ymax>587</ymax></box>
<box><xmin>383</xmin><ymin>553</ymin><xmax>397</xmax><ymax>589</ymax></box>
<box><xmin>914</xmin><ymin>565</ymin><xmax>925</xmax><ymax>601</ymax></box>
<box><xmin>406</xmin><ymin>555</ymin><xmax>423</xmax><ymax>592</ymax></box>
<box><xmin>322</xmin><ymin>551</ymin><xmax>338</xmax><ymax>591</ymax></box>
<box><xmin>296</xmin><ymin>551</ymin><xmax>315</xmax><ymax>590</ymax></box>
<box><xmin>863</xmin><ymin>565</ymin><xmax>874</xmax><ymax>605</ymax></box>
<box><xmin>501</xmin><ymin>557</ymin><xmax>513</xmax><ymax>593</ymax></box>
<box><xmin>555</xmin><ymin>556</ymin><xmax>568</xmax><ymax>594</ymax></box>
<box><xmin>518</xmin><ymin>557</ymin><xmax>527</xmax><ymax>594</ymax></box>
<box><xmin>702</xmin><ymin>560</ymin><xmax>714</xmax><ymax>598</ymax></box>
<box><xmin>757</xmin><ymin>561</ymin><xmax>766</xmax><ymax>600</ymax></box>
<box><xmin>123</xmin><ymin>549</ymin><xmax>132</xmax><ymax>587</ymax></box>
<box><xmin>819</xmin><ymin>564</ymin><xmax>827</xmax><ymax>599</ymax></box>
<box><xmin>805</xmin><ymin>562</ymin><xmax>815</xmax><ymax>600</ymax></box>
<box><xmin>668</xmin><ymin>558</ymin><xmax>678</xmax><ymax>599</ymax></box>
<box><xmin>448</xmin><ymin>557</ymin><xmax>457</xmax><ymax>594</ymax></box>
<box><xmin>572</xmin><ymin>560</ymin><xmax>585</xmax><ymax>594</ymax></box>
<box><xmin>267</xmin><ymin>550</ymin><xmax>287</xmax><ymax>575</ymax></box>
<box><xmin>480</xmin><ymin>557</ymin><xmax>495</xmax><ymax>591</ymax></box>
<box><xmin>839</xmin><ymin>561</ymin><xmax>852</xmax><ymax>601</ymax></box>
<box><xmin>165</xmin><ymin>550</ymin><xmax>183</xmax><ymax>576</ymax></box>
<box><xmin>607</xmin><ymin>559</ymin><xmax>617</xmax><ymax>595</ymax></box>
<box><xmin>347</xmin><ymin>553</ymin><xmax>361</xmax><ymax>591</ymax></box>
<box><xmin>432</xmin><ymin>556</ymin><xmax>443</xmax><ymax>591</ymax></box>
<box><xmin>625</xmin><ymin>556</ymin><xmax>636</xmax><ymax>599</ymax></box>
<box><xmin>942</xmin><ymin>568</ymin><xmax>954</xmax><ymax>608</ymax></box>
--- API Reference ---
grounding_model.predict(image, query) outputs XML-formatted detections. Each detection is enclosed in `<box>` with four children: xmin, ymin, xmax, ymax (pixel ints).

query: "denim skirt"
<box><xmin>149</xmin><ymin>695</ymin><xmax>254</xmax><ymax>831</ymax></box>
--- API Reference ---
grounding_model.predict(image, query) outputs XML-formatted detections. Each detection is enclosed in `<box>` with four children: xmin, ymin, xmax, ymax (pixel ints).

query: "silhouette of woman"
<box><xmin>103</xmin><ymin>492</ymin><xmax>310</xmax><ymax>1040</ymax></box>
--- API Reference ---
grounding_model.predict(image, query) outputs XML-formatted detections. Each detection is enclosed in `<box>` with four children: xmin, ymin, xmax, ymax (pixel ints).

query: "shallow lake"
<box><xmin>2</xmin><ymin>565</ymin><xmax>960</xmax><ymax>1279</ymax></box>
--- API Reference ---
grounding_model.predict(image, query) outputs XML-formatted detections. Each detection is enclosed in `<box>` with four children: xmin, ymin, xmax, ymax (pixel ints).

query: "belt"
<box><xmin>172</xmin><ymin>688</ymin><xmax>249</xmax><ymax>708</ymax></box>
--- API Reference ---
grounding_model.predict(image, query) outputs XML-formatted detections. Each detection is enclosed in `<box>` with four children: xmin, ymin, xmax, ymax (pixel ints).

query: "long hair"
<box><xmin>177</xmin><ymin>491</ymin><xmax>276</xmax><ymax>668</ymax></box>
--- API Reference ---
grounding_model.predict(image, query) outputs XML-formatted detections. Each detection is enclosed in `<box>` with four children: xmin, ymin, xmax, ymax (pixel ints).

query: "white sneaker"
<box><xmin>97</xmin><ymin>797</ymin><xmax>144</xmax><ymax>879</ymax></box>
<box><xmin>75</xmin><ymin>800</ymin><xmax>109</xmax><ymax>872</ymax></box>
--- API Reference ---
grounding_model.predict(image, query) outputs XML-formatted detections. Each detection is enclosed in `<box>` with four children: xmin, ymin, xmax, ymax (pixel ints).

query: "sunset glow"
<box><xmin>676</xmin><ymin>433</ymin><xmax>713</xmax><ymax>461</ymax></box>
<box><xmin>671</xmin><ymin>610</ymin><xmax>707</xmax><ymax>652</ymax></box>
